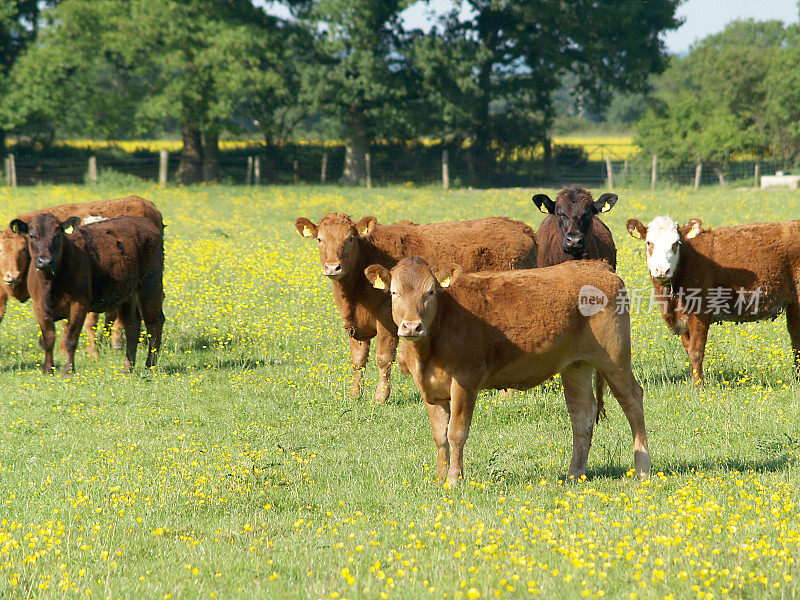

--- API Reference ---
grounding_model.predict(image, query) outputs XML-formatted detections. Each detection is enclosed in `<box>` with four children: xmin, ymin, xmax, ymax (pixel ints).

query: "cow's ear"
<box><xmin>532</xmin><ymin>194</ymin><xmax>555</xmax><ymax>214</ymax></box>
<box><xmin>356</xmin><ymin>216</ymin><xmax>377</xmax><ymax>237</ymax></box>
<box><xmin>436</xmin><ymin>264</ymin><xmax>462</xmax><ymax>288</ymax></box>
<box><xmin>9</xmin><ymin>219</ymin><xmax>28</xmax><ymax>235</ymax></box>
<box><xmin>681</xmin><ymin>218</ymin><xmax>703</xmax><ymax>239</ymax></box>
<box><xmin>364</xmin><ymin>264</ymin><xmax>391</xmax><ymax>291</ymax></box>
<box><xmin>61</xmin><ymin>216</ymin><xmax>81</xmax><ymax>235</ymax></box>
<box><xmin>626</xmin><ymin>219</ymin><xmax>647</xmax><ymax>240</ymax></box>
<box><xmin>295</xmin><ymin>217</ymin><xmax>318</xmax><ymax>239</ymax></box>
<box><xmin>594</xmin><ymin>193</ymin><xmax>618</xmax><ymax>214</ymax></box>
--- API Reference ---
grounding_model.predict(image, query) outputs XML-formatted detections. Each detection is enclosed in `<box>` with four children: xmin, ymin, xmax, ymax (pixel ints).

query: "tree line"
<box><xmin>0</xmin><ymin>0</ymin><xmax>680</xmax><ymax>184</ymax></box>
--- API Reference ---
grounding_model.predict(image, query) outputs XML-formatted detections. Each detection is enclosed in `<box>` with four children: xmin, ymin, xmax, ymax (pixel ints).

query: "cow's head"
<box><xmin>295</xmin><ymin>213</ymin><xmax>377</xmax><ymax>280</ymax></box>
<box><xmin>365</xmin><ymin>257</ymin><xmax>461</xmax><ymax>340</ymax></box>
<box><xmin>533</xmin><ymin>187</ymin><xmax>618</xmax><ymax>256</ymax></box>
<box><xmin>626</xmin><ymin>216</ymin><xmax>702</xmax><ymax>282</ymax></box>
<box><xmin>0</xmin><ymin>229</ymin><xmax>29</xmax><ymax>287</ymax></box>
<box><xmin>9</xmin><ymin>214</ymin><xmax>81</xmax><ymax>277</ymax></box>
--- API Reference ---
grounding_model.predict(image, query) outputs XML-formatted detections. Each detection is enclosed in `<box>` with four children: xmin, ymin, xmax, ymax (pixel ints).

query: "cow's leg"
<box><xmin>561</xmin><ymin>361</ymin><xmax>598</xmax><ymax>482</ymax></box>
<box><xmin>118</xmin><ymin>300</ymin><xmax>141</xmax><ymax>372</ymax></box>
<box><xmin>686</xmin><ymin>317</ymin><xmax>709</xmax><ymax>385</ymax></box>
<box><xmin>786</xmin><ymin>302</ymin><xmax>800</xmax><ymax>375</ymax></box>
<box><xmin>348</xmin><ymin>337</ymin><xmax>370</xmax><ymax>398</ymax></box>
<box><xmin>373</xmin><ymin>323</ymin><xmax>398</xmax><ymax>404</ymax></box>
<box><xmin>109</xmin><ymin>310</ymin><xmax>124</xmax><ymax>350</ymax></box>
<box><xmin>62</xmin><ymin>304</ymin><xmax>88</xmax><ymax>374</ymax></box>
<box><xmin>425</xmin><ymin>398</ymin><xmax>451</xmax><ymax>481</ymax></box>
<box><xmin>140</xmin><ymin>292</ymin><xmax>165</xmax><ymax>370</ymax></box>
<box><xmin>596</xmin><ymin>361</ymin><xmax>651</xmax><ymax>480</ymax></box>
<box><xmin>83</xmin><ymin>312</ymin><xmax>100</xmax><ymax>360</ymax></box>
<box><xmin>446</xmin><ymin>379</ymin><xmax>477</xmax><ymax>486</ymax></box>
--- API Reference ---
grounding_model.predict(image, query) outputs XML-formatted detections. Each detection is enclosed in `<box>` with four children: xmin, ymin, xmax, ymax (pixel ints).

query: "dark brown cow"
<box><xmin>0</xmin><ymin>196</ymin><xmax>164</xmax><ymax>357</ymax></box>
<box><xmin>365</xmin><ymin>257</ymin><xmax>650</xmax><ymax>485</ymax></box>
<box><xmin>627</xmin><ymin>215</ymin><xmax>800</xmax><ymax>384</ymax></box>
<box><xmin>532</xmin><ymin>187</ymin><xmax>618</xmax><ymax>268</ymax></box>
<box><xmin>295</xmin><ymin>213</ymin><xmax>538</xmax><ymax>403</ymax></box>
<box><xmin>9</xmin><ymin>214</ymin><xmax>165</xmax><ymax>374</ymax></box>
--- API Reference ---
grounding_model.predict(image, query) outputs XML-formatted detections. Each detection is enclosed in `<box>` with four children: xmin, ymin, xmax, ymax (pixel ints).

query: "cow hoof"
<box><xmin>373</xmin><ymin>384</ymin><xmax>390</xmax><ymax>404</ymax></box>
<box><xmin>87</xmin><ymin>348</ymin><xmax>100</xmax><ymax>361</ymax></box>
<box><xmin>350</xmin><ymin>383</ymin><xmax>362</xmax><ymax>399</ymax></box>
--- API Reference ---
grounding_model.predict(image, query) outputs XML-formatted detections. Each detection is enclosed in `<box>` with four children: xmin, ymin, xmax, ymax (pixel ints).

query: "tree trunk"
<box><xmin>203</xmin><ymin>129</ymin><xmax>220</xmax><ymax>182</ymax></box>
<box><xmin>543</xmin><ymin>137</ymin><xmax>554</xmax><ymax>181</ymax></box>
<box><xmin>341</xmin><ymin>108</ymin><xmax>368</xmax><ymax>185</ymax></box>
<box><xmin>175</xmin><ymin>122</ymin><xmax>204</xmax><ymax>184</ymax></box>
<box><xmin>0</xmin><ymin>130</ymin><xmax>6</xmax><ymax>159</ymax></box>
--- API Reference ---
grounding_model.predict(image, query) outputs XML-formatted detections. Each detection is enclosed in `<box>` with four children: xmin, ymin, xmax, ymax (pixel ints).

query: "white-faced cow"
<box><xmin>10</xmin><ymin>214</ymin><xmax>165</xmax><ymax>374</ymax></box>
<box><xmin>627</xmin><ymin>215</ymin><xmax>800</xmax><ymax>384</ymax></box>
<box><xmin>295</xmin><ymin>213</ymin><xmax>538</xmax><ymax>403</ymax></box>
<box><xmin>533</xmin><ymin>187</ymin><xmax>618</xmax><ymax>268</ymax></box>
<box><xmin>364</xmin><ymin>257</ymin><xmax>651</xmax><ymax>485</ymax></box>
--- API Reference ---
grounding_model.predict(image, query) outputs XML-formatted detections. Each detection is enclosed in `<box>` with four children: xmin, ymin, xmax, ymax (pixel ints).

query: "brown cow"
<box><xmin>627</xmin><ymin>215</ymin><xmax>800</xmax><ymax>384</ymax></box>
<box><xmin>532</xmin><ymin>187</ymin><xmax>617</xmax><ymax>268</ymax></box>
<box><xmin>295</xmin><ymin>213</ymin><xmax>538</xmax><ymax>403</ymax></box>
<box><xmin>9</xmin><ymin>214</ymin><xmax>165</xmax><ymax>374</ymax></box>
<box><xmin>0</xmin><ymin>196</ymin><xmax>164</xmax><ymax>357</ymax></box>
<box><xmin>364</xmin><ymin>257</ymin><xmax>651</xmax><ymax>485</ymax></box>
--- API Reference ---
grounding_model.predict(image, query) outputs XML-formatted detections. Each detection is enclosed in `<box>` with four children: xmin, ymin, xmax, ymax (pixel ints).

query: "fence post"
<box><xmin>650</xmin><ymin>154</ymin><xmax>657</xmax><ymax>190</ymax></box>
<box><xmin>159</xmin><ymin>150</ymin><xmax>168</xmax><ymax>186</ymax></box>
<box><xmin>365</xmin><ymin>152</ymin><xmax>372</xmax><ymax>188</ymax></box>
<box><xmin>694</xmin><ymin>161</ymin><xmax>703</xmax><ymax>190</ymax></box>
<box><xmin>88</xmin><ymin>156</ymin><xmax>98</xmax><ymax>185</ymax></box>
<box><xmin>8</xmin><ymin>153</ymin><xmax>16</xmax><ymax>188</ymax></box>
<box><xmin>605</xmin><ymin>155</ymin><xmax>613</xmax><ymax>190</ymax></box>
<box><xmin>4</xmin><ymin>156</ymin><xmax>9</xmax><ymax>185</ymax></box>
<box><xmin>254</xmin><ymin>156</ymin><xmax>261</xmax><ymax>185</ymax></box>
<box><xmin>442</xmin><ymin>149</ymin><xmax>450</xmax><ymax>190</ymax></box>
<box><xmin>321</xmin><ymin>152</ymin><xmax>328</xmax><ymax>184</ymax></box>
<box><xmin>293</xmin><ymin>160</ymin><xmax>299</xmax><ymax>184</ymax></box>
<box><xmin>754</xmin><ymin>162</ymin><xmax>760</xmax><ymax>188</ymax></box>
<box><xmin>246</xmin><ymin>156</ymin><xmax>253</xmax><ymax>185</ymax></box>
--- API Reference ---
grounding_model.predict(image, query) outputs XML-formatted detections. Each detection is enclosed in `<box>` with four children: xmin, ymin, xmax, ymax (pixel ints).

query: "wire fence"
<box><xmin>1</xmin><ymin>145</ymin><xmax>798</xmax><ymax>190</ymax></box>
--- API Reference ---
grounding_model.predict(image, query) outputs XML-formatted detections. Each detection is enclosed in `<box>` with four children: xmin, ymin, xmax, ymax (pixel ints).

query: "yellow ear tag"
<box><xmin>362</xmin><ymin>227</ymin><xmax>370</xmax><ymax>235</ymax></box>
<box><xmin>374</xmin><ymin>278</ymin><xmax>386</xmax><ymax>290</ymax></box>
<box><xmin>64</xmin><ymin>226</ymin><xmax>74</xmax><ymax>234</ymax></box>
<box><xmin>302</xmin><ymin>226</ymin><xmax>314</xmax><ymax>237</ymax></box>
<box><xmin>440</xmin><ymin>276</ymin><xmax>451</xmax><ymax>288</ymax></box>
<box><xmin>685</xmin><ymin>228</ymin><xmax>699</xmax><ymax>240</ymax></box>
<box><xmin>601</xmin><ymin>203</ymin><xmax>613</xmax><ymax>213</ymax></box>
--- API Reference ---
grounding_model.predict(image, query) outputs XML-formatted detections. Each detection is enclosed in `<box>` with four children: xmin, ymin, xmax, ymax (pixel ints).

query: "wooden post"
<box><xmin>365</xmin><ymin>152</ymin><xmax>372</xmax><ymax>188</ymax></box>
<box><xmin>159</xmin><ymin>149</ymin><xmax>168</xmax><ymax>186</ymax></box>
<box><xmin>605</xmin><ymin>155</ymin><xmax>613</xmax><ymax>190</ymax></box>
<box><xmin>293</xmin><ymin>160</ymin><xmax>299</xmax><ymax>184</ymax></box>
<box><xmin>254</xmin><ymin>156</ymin><xmax>261</xmax><ymax>185</ymax></box>
<box><xmin>754</xmin><ymin>162</ymin><xmax>760</xmax><ymax>188</ymax></box>
<box><xmin>246</xmin><ymin>156</ymin><xmax>253</xmax><ymax>186</ymax></box>
<box><xmin>88</xmin><ymin>156</ymin><xmax>98</xmax><ymax>185</ymax></box>
<box><xmin>321</xmin><ymin>152</ymin><xmax>328</xmax><ymax>184</ymax></box>
<box><xmin>442</xmin><ymin>149</ymin><xmax>450</xmax><ymax>190</ymax></box>
<box><xmin>4</xmin><ymin>156</ymin><xmax>9</xmax><ymax>185</ymax></box>
<box><xmin>694</xmin><ymin>161</ymin><xmax>703</xmax><ymax>190</ymax></box>
<box><xmin>8</xmin><ymin>153</ymin><xmax>16</xmax><ymax>188</ymax></box>
<box><xmin>650</xmin><ymin>154</ymin><xmax>657</xmax><ymax>190</ymax></box>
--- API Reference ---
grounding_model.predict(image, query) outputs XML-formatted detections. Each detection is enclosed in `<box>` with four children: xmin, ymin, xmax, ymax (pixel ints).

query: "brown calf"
<box><xmin>627</xmin><ymin>215</ymin><xmax>800</xmax><ymax>384</ymax></box>
<box><xmin>10</xmin><ymin>214</ymin><xmax>165</xmax><ymax>374</ymax></box>
<box><xmin>533</xmin><ymin>187</ymin><xmax>617</xmax><ymax>268</ymax></box>
<box><xmin>365</xmin><ymin>257</ymin><xmax>651</xmax><ymax>485</ymax></box>
<box><xmin>1</xmin><ymin>196</ymin><xmax>164</xmax><ymax>357</ymax></box>
<box><xmin>295</xmin><ymin>213</ymin><xmax>538</xmax><ymax>403</ymax></box>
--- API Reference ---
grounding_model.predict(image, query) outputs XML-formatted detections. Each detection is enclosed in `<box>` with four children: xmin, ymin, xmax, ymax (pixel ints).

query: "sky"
<box><xmin>400</xmin><ymin>0</ymin><xmax>799</xmax><ymax>55</ymax></box>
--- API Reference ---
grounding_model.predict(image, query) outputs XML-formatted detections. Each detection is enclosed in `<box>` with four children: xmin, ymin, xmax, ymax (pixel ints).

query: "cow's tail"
<box><xmin>594</xmin><ymin>370</ymin><xmax>607</xmax><ymax>423</ymax></box>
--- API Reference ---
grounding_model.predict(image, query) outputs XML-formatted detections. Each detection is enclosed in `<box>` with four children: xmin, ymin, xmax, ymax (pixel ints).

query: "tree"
<box><xmin>411</xmin><ymin>0</ymin><xmax>680</xmax><ymax>181</ymax></box>
<box><xmin>290</xmin><ymin>0</ymin><xmax>417</xmax><ymax>184</ymax></box>
<box><xmin>765</xmin><ymin>25</ymin><xmax>800</xmax><ymax>160</ymax></box>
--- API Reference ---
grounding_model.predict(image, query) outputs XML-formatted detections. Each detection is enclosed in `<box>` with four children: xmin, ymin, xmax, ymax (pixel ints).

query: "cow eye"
<box><xmin>672</xmin><ymin>242</ymin><xmax>679</xmax><ymax>252</ymax></box>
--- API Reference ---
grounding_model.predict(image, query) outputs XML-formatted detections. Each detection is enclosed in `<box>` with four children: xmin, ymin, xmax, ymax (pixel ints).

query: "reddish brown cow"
<box><xmin>364</xmin><ymin>257</ymin><xmax>650</xmax><ymax>485</ymax></box>
<box><xmin>627</xmin><ymin>215</ymin><xmax>800</xmax><ymax>384</ymax></box>
<box><xmin>0</xmin><ymin>196</ymin><xmax>164</xmax><ymax>357</ymax></box>
<box><xmin>295</xmin><ymin>213</ymin><xmax>538</xmax><ymax>402</ymax></box>
<box><xmin>532</xmin><ymin>187</ymin><xmax>617</xmax><ymax>268</ymax></box>
<box><xmin>10</xmin><ymin>214</ymin><xmax>165</xmax><ymax>374</ymax></box>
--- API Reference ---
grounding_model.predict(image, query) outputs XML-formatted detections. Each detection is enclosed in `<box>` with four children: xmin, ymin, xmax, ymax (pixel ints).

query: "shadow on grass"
<box><xmin>589</xmin><ymin>454</ymin><xmax>791</xmax><ymax>480</ymax></box>
<box><xmin>157</xmin><ymin>357</ymin><xmax>270</xmax><ymax>375</ymax></box>
<box><xmin>640</xmin><ymin>366</ymin><xmax>792</xmax><ymax>389</ymax></box>
<box><xmin>0</xmin><ymin>360</ymin><xmax>42</xmax><ymax>373</ymax></box>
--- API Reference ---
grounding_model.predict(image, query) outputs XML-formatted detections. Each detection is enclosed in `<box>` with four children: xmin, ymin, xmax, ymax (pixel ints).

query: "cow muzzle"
<box><xmin>562</xmin><ymin>234</ymin><xmax>586</xmax><ymax>254</ymax></box>
<box><xmin>323</xmin><ymin>262</ymin><xmax>343</xmax><ymax>278</ymax></box>
<box><xmin>398</xmin><ymin>320</ymin><xmax>426</xmax><ymax>339</ymax></box>
<box><xmin>35</xmin><ymin>258</ymin><xmax>56</xmax><ymax>274</ymax></box>
<box><xmin>3</xmin><ymin>271</ymin><xmax>21</xmax><ymax>285</ymax></box>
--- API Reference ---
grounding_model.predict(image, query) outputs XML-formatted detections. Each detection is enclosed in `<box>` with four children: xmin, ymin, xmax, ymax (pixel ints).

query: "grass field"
<box><xmin>1</xmin><ymin>182</ymin><xmax>799</xmax><ymax>599</ymax></box>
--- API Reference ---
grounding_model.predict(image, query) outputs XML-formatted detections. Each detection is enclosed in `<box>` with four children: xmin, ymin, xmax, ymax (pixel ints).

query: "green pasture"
<box><xmin>1</xmin><ymin>182</ymin><xmax>799</xmax><ymax>599</ymax></box>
